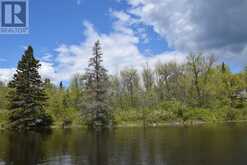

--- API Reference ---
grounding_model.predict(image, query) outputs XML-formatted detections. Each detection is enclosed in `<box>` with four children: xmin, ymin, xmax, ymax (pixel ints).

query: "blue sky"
<box><xmin>0</xmin><ymin>0</ymin><xmax>120</xmax><ymax>67</ymax></box>
<box><xmin>0</xmin><ymin>0</ymin><xmax>246</xmax><ymax>83</ymax></box>
<box><xmin>0</xmin><ymin>0</ymin><xmax>169</xmax><ymax>66</ymax></box>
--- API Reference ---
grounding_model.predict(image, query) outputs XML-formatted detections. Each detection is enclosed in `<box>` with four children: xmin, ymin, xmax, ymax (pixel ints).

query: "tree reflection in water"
<box><xmin>0</xmin><ymin>125</ymin><xmax>247</xmax><ymax>165</ymax></box>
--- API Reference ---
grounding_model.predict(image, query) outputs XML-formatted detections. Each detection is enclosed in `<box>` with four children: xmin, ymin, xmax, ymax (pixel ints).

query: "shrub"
<box><xmin>183</xmin><ymin>108</ymin><xmax>216</xmax><ymax>122</ymax></box>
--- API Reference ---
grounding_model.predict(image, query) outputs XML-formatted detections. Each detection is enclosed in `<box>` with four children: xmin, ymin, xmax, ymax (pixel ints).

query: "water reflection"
<box><xmin>2</xmin><ymin>131</ymin><xmax>50</xmax><ymax>165</ymax></box>
<box><xmin>0</xmin><ymin>124</ymin><xmax>247</xmax><ymax>165</ymax></box>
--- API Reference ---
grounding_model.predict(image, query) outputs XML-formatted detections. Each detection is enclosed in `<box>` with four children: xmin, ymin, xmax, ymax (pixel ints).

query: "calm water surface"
<box><xmin>0</xmin><ymin>123</ymin><xmax>247</xmax><ymax>165</ymax></box>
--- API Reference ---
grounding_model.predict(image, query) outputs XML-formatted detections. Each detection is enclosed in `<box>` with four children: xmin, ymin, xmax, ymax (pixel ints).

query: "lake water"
<box><xmin>0</xmin><ymin>123</ymin><xmax>247</xmax><ymax>165</ymax></box>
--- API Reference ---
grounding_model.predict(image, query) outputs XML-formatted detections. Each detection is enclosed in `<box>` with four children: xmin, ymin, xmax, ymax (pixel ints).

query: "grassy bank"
<box><xmin>113</xmin><ymin>106</ymin><xmax>247</xmax><ymax>127</ymax></box>
<box><xmin>1</xmin><ymin>104</ymin><xmax>247</xmax><ymax>129</ymax></box>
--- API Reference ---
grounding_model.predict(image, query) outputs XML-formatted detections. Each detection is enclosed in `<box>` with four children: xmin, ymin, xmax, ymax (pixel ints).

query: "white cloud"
<box><xmin>0</xmin><ymin>63</ymin><xmax>58</xmax><ymax>84</ymax></box>
<box><xmin>0</xmin><ymin>68</ymin><xmax>16</xmax><ymax>83</ymax></box>
<box><xmin>0</xmin><ymin>10</ymin><xmax>186</xmax><ymax>83</ymax></box>
<box><xmin>39</xmin><ymin>62</ymin><xmax>58</xmax><ymax>82</ymax></box>
<box><xmin>51</xmin><ymin>18</ymin><xmax>185</xmax><ymax>82</ymax></box>
<box><xmin>124</xmin><ymin>0</ymin><xmax>247</xmax><ymax>67</ymax></box>
<box><xmin>1</xmin><ymin>0</ymin><xmax>247</xmax><ymax>84</ymax></box>
<box><xmin>41</xmin><ymin>53</ymin><xmax>53</xmax><ymax>62</ymax></box>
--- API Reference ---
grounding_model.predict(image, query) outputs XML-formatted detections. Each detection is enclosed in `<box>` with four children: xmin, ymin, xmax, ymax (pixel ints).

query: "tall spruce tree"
<box><xmin>84</xmin><ymin>40</ymin><xmax>111</xmax><ymax>127</ymax></box>
<box><xmin>8</xmin><ymin>46</ymin><xmax>52</xmax><ymax>130</ymax></box>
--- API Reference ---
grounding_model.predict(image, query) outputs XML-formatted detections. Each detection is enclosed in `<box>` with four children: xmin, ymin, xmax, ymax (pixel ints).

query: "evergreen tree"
<box><xmin>84</xmin><ymin>40</ymin><xmax>111</xmax><ymax>127</ymax></box>
<box><xmin>59</xmin><ymin>81</ymin><xmax>64</xmax><ymax>90</ymax></box>
<box><xmin>8</xmin><ymin>46</ymin><xmax>52</xmax><ymax>130</ymax></box>
<box><xmin>222</xmin><ymin>62</ymin><xmax>226</xmax><ymax>73</ymax></box>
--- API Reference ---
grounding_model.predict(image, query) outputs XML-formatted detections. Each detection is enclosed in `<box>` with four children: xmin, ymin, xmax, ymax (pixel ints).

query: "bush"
<box><xmin>0</xmin><ymin>110</ymin><xmax>8</xmax><ymax>128</ymax></box>
<box><xmin>237</xmin><ymin>108</ymin><xmax>247</xmax><ymax>120</ymax></box>
<box><xmin>113</xmin><ymin>108</ymin><xmax>143</xmax><ymax>125</ymax></box>
<box><xmin>145</xmin><ymin>109</ymin><xmax>177</xmax><ymax>124</ymax></box>
<box><xmin>48</xmin><ymin>107</ymin><xmax>83</xmax><ymax>127</ymax></box>
<box><xmin>183</xmin><ymin>108</ymin><xmax>216</xmax><ymax>122</ymax></box>
<box><xmin>213</xmin><ymin>107</ymin><xmax>247</xmax><ymax>121</ymax></box>
<box><xmin>113</xmin><ymin>103</ymin><xmax>181</xmax><ymax>126</ymax></box>
<box><xmin>156</xmin><ymin>100</ymin><xmax>186</xmax><ymax>119</ymax></box>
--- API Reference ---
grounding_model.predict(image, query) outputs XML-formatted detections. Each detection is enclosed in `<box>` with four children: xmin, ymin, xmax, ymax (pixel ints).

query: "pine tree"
<box><xmin>221</xmin><ymin>62</ymin><xmax>225</xmax><ymax>73</ymax></box>
<box><xmin>84</xmin><ymin>40</ymin><xmax>111</xmax><ymax>127</ymax></box>
<box><xmin>59</xmin><ymin>81</ymin><xmax>64</xmax><ymax>90</ymax></box>
<box><xmin>8</xmin><ymin>46</ymin><xmax>52</xmax><ymax>130</ymax></box>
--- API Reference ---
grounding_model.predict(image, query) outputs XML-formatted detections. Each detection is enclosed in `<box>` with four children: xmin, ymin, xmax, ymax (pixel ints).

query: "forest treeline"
<box><xmin>0</xmin><ymin>41</ymin><xmax>247</xmax><ymax>129</ymax></box>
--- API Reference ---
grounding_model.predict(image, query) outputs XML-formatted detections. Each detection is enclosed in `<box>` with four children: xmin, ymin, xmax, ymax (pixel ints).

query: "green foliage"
<box><xmin>44</xmin><ymin>80</ymin><xmax>83</xmax><ymax>128</ymax></box>
<box><xmin>113</xmin><ymin>108</ymin><xmax>143</xmax><ymax>125</ymax></box>
<box><xmin>1</xmin><ymin>45</ymin><xmax>247</xmax><ymax>129</ymax></box>
<box><xmin>84</xmin><ymin>52</ymin><xmax>247</xmax><ymax>127</ymax></box>
<box><xmin>0</xmin><ymin>110</ymin><xmax>8</xmax><ymax>128</ymax></box>
<box><xmin>7</xmin><ymin>46</ymin><xmax>52</xmax><ymax>130</ymax></box>
<box><xmin>183</xmin><ymin>108</ymin><xmax>216</xmax><ymax>122</ymax></box>
<box><xmin>83</xmin><ymin>40</ymin><xmax>112</xmax><ymax>127</ymax></box>
<box><xmin>0</xmin><ymin>85</ymin><xmax>9</xmax><ymax>111</ymax></box>
<box><xmin>213</xmin><ymin>107</ymin><xmax>247</xmax><ymax>121</ymax></box>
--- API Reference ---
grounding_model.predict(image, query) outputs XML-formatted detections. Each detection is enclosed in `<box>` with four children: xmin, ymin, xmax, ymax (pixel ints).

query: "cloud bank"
<box><xmin>2</xmin><ymin>0</ymin><xmax>246</xmax><ymax>83</ymax></box>
<box><xmin>49</xmin><ymin>17</ymin><xmax>185</xmax><ymax>82</ymax></box>
<box><xmin>0</xmin><ymin>10</ymin><xmax>185</xmax><ymax>83</ymax></box>
<box><xmin>127</xmin><ymin>0</ymin><xmax>247</xmax><ymax>50</ymax></box>
<box><xmin>125</xmin><ymin>0</ymin><xmax>247</xmax><ymax>65</ymax></box>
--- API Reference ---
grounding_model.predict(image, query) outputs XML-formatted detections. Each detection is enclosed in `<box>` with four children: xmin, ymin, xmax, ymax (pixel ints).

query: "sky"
<box><xmin>0</xmin><ymin>0</ymin><xmax>247</xmax><ymax>84</ymax></box>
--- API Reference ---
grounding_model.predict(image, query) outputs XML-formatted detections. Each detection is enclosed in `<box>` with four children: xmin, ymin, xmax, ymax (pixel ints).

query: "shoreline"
<box><xmin>114</xmin><ymin>120</ymin><xmax>247</xmax><ymax>128</ymax></box>
<box><xmin>1</xmin><ymin>120</ymin><xmax>247</xmax><ymax>130</ymax></box>
<box><xmin>51</xmin><ymin>120</ymin><xmax>247</xmax><ymax>129</ymax></box>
